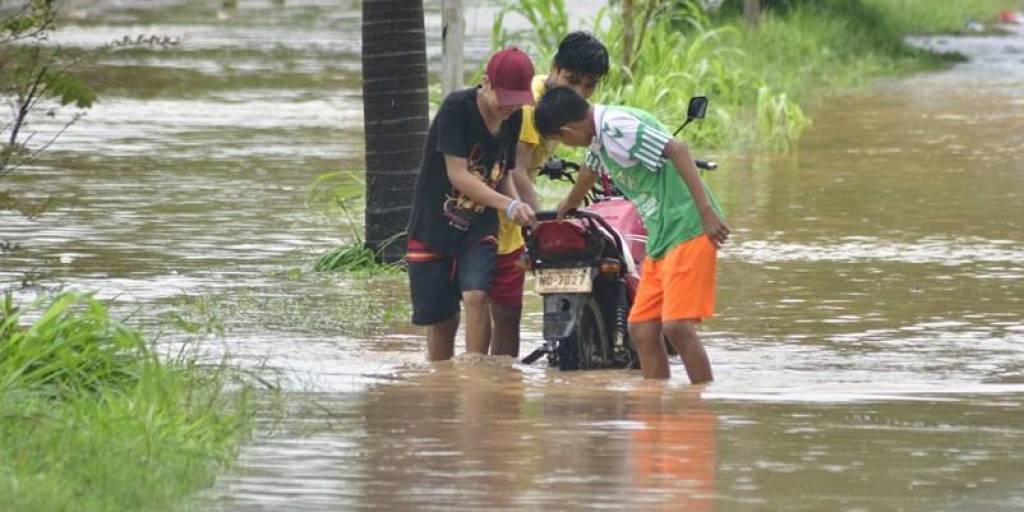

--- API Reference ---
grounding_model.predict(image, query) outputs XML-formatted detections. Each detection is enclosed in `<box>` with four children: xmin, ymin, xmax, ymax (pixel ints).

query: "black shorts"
<box><xmin>407</xmin><ymin>236</ymin><xmax>496</xmax><ymax>326</ymax></box>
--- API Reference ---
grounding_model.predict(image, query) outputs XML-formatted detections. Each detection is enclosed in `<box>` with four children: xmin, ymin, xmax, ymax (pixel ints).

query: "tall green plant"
<box><xmin>308</xmin><ymin>172</ymin><xmax>403</xmax><ymax>273</ymax></box>
<box><xmin>0</xmin><ymin>292</ymin><xmax>255</xmax><ymax>510</ymax></box>
<box><xmin>492</xmin><ymin>0</ymin><xmax>569</xmax><ymax>59</ymax></box>
<box><xmin>493</xmin><ymin>0</ymin><xmax>808</xmax><ymax>151</ymax></box>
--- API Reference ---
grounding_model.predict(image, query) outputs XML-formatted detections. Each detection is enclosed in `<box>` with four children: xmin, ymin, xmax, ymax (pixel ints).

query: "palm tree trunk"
<box><xmin>361</xmin><ymin>0</ymin><xmax>429</xmax><ymax>262</ymax></box>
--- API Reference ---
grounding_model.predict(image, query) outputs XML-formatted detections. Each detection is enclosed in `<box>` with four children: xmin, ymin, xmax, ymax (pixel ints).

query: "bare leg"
<box><xmin>462</xmin><ymin>290</ymin><xmax>491</xmax><ymax>355</ymax></box>
<box><xmin>489</xmin><ymin>302</ymin><xmax>522</xmax><ymax>357</ymax></box>
<box><xmin>662</xmin><ymin>320</ymin><xmax>713</xmax><ymax>384</ymax></box>
<box><xmin>427</xmin><ymin>313</ymin><xmax>459</xmax><ymax>361</ymax></box>
<box><xmin>629</xmin><ymin>320</ymin><xmax>670</xmax><ymax>379</ymax></box>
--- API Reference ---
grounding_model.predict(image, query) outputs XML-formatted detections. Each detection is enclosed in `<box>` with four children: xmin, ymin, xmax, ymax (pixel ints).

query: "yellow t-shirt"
<box><xmin>496</xmin><ymin>75</ymin><xmax>560</xmax><ymax>255</ymax></box>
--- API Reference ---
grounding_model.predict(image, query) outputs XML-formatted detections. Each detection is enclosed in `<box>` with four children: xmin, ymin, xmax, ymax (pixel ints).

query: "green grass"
<box><xmin>308</xmin><ymin>171</ymin><xmax>404</xmax><ymax>274</ymax></box>
<box><xmin>0</xmin><ymin>292</ymin><xmax>255</xmax><ymax>511</ymax></box>
<box><xmin>864</xmin><ymin>0</ymin><xmax>1020</xmax><ymax>33</ymax></box>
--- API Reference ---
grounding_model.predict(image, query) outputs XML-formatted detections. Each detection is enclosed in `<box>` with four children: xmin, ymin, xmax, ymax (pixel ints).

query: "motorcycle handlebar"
<box><xmin>542</xmin><ymin>158</ymin><xmax>717</xmax><ymax>180</ymax></box>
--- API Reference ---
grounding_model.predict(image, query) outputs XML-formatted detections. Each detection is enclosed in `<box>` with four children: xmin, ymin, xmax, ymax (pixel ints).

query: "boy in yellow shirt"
<box><xmin>488</xmin><ymin>32</ymin><xmax>610</xmax><ymax>357</ymax></box>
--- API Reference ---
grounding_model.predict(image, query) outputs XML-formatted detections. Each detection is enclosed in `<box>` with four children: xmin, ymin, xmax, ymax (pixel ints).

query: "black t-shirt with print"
<box><xmin>407</xmin><ymin>87</ymin><xmax>522</xmax><ymax>255</ymax></box>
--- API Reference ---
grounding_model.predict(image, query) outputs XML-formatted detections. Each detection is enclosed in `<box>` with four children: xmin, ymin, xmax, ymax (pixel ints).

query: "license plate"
<box><xmin>535</xmin><ymin>267</ymin><xmax>592</xmax><ymax>294</ymax></box>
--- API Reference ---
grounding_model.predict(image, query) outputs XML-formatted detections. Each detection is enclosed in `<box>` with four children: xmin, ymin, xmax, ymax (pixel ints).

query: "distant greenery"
<box><xmin>0</xmin><ymin>293</ymin><xmax>255</xmax><ymax>511</ymax></box>
<box><xmin>720</xmin><ymin>0</ymin><xmax>1021</xmax><ymax>34</ymax></box>
<box><xmin>494</xmin><ymin>0</ymin><xmax>1018</xmax><ymax>152</ymax></box>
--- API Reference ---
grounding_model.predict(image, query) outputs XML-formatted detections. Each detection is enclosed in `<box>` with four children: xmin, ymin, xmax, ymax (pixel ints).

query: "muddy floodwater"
<box><xmin>2</xmin><ymin>1</ymin><xmax>1023</xmax><ymax>510</ymax></box>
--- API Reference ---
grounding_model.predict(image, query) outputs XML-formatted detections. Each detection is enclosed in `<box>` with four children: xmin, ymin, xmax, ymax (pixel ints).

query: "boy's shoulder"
<box><xmin>592</xmin><ymin>105</ymin><xmax>673</xmax><ymax>172</ymax></box>
<box><xmin>439</xmin><ymin>87</ymin><xmax>477</xmax><ymax>113</ymax></box>
<box><xmin>597</xmin><ymin>105</ymin><xmax>668</xmax><ymax>133</ymax></box>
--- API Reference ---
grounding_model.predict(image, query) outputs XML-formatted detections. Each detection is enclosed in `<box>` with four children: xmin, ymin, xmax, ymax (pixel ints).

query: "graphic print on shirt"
<box><xmin>442</xmin><ymin>143</ymin><xmax>509</xmax><ymax>231</ymax></box>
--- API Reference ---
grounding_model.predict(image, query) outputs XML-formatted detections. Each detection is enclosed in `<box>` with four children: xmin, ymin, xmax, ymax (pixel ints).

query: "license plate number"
<box><xmin>535</xmin><ymin>268</ymin><xmax>592</xmax><ymax>294</ymax></box>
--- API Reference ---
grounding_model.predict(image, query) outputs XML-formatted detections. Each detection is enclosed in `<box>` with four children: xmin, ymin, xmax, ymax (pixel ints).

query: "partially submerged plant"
<box><xmin>308</xmin><ymin>171</ymin><xmax>404</xmax><ymax>274</ymax></box>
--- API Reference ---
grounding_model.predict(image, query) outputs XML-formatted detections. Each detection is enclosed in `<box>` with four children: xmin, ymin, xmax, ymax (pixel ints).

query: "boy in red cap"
<box><xmin>406</xmin><ymin>47</ymin><xmax>538</xmax><ymax>361</ymax></box>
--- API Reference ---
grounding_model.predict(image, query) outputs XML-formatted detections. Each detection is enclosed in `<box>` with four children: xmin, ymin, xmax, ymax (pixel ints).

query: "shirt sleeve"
<box><xmin>599</xmin><ymin>109</ymin><xmax>672</xmax><ymax>172</ymax></box>
<box><xmin>435</xmin><ymin>94</ymin><xmax>469</xmax><ymax>158</ymax></box>
<box><xmin>519</xmin><ymin>105</ymin><xmax>540</xmax><ymax>145</ymax></box>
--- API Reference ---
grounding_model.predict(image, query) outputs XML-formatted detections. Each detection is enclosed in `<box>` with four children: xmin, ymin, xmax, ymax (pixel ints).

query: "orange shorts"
<box><xmin>628</xmin><ymin>235</ymin><xmax>717</xmax><ymax>323</ymax></box>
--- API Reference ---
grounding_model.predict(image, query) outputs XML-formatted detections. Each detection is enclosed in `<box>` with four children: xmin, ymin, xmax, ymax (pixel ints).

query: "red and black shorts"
<box><xmin>407</xmin><ymin>237</ymin><xmax>496</xmax><ymax>326</ymax></box>
<box><xmin>489</xmin><ymin>247</ymin><xmax>526</xmax><ymax>308</ymax></box>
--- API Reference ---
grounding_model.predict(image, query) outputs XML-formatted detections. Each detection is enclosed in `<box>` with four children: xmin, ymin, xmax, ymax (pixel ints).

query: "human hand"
<box><xmin>508</xmin><ymin>200</ymin><xmax>537</xmax><ymax>227</ymax></box>
<box><xmin>556</xmin><ymin>199</ymin><xmax>574</xmax><ymax>220</ymax></box>
<box><xmin>700</xmin><ymin>209</ymin><xmax>730</xmax><ymax>249</ymax></box>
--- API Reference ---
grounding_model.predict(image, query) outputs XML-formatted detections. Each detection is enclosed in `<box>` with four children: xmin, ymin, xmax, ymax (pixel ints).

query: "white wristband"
<box><xmin>505</xmin><ymin>199</ymin><xmax>520</xmax><ymax>218</ymax></box>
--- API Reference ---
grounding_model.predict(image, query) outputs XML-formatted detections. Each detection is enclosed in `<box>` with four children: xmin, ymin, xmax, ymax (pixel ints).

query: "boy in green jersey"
<box><xmin>533</xmin><ymin>87</ymin><xmax>730</xmax><ymax>383</ymax></box>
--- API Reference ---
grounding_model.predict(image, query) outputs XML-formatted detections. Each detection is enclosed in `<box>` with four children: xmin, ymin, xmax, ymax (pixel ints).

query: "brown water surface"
<box><xmin>1</xmin><ymin>2</ymin><xmax>1023</xmax><ymax>510</ymax></box>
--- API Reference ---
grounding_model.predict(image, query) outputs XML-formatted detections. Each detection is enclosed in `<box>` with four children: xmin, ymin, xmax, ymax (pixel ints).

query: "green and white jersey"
<box><xmin>585</xmin><ymin>105</ymin><xmax>723</xmax><ymax>259</ymax></box>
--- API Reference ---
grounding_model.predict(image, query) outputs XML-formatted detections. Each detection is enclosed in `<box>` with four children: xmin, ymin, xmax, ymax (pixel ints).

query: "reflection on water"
<box><xmin>2</xmin><ymin>1</ymin><xmax>1024</xmax><ymax>510</ymax></box>
<box><xmin>215</xmin><ymin>361</ymin><xmax>722</xmax><ymax>511</ymax></box>
<box><xmin>213</xmin><ymin>362</ymin><xmax>1024</xmax><ymax>511</ymax></box>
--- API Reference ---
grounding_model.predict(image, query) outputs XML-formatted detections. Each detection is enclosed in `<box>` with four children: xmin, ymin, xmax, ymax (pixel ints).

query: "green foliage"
<box><xmin>716</xmin><ymin>0</ymin><xmax>1020</xmax><ymax>34</ymax></box>
<box><xmin>45</xmin><ymin>70</ymin><xmax>96</xmax><ymax>108</ymax></box>
<box><xmin>491</xmin><ymin>0</ymin><xmax>569</xmax><ymax>59</ymax></box>
<box><xmin>308</xmin><ymin>172</ymin><xmax>403</xmax><ymax>274</ymax></box>
<box><xmin>0</xmin><ymin>292</ymin><xmax>254</xmax><ymax>511</ymax></box>
<box><xmin>494</xmin><ymin>0</ymin><xmax>1009</xmax><ymax>152</ymax></box>
<box><xmin>495</xmin><ymin>0</ymin><xmax>807</xmax><ymax>150</ymax></box>
<box><xmin>313</xmin><ymin>243</ymin><xmax>402</xmax><ymax>274</ymax></box>
<box><xmin>865</xmin><ymin>0</ymin><xmax>1019</xmax><ymax>33</ymax></box>
<box><xmin>2</xmin><ymin>1</ymin><xmax>96</xmax><ymax>177</ymax></box>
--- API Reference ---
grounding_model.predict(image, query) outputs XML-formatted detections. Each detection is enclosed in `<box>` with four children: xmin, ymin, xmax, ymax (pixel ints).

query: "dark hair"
<box><xmin>534</xmin><ymin>87</ymin><xmax>591</xmax><ymax>139</ymax></box>
<box><xmin>553</xmin><ymin>31</ymin><xmax>609</xmax><ymax>80</ymax></box>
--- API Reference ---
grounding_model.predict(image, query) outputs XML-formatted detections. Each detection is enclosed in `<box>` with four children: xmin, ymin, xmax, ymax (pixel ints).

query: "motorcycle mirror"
<box><xmin>673</xmin><ymin>96</ymin><xmax>710</xmax><ymax>137</ymax></box>
<box><xmin>687</xmin><ymin>96</ymin><xmax>709</xmax><ymax>121</ymax></box>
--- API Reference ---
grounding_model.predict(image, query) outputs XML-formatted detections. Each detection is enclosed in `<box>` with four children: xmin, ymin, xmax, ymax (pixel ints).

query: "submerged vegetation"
<box><xmin>308</xmin><ymin>171</ymin><xmax>404</xmax><ymax>274</ymax></box>
<box><xmin>0</xmin><ymin>293</ymin><xmax>254</xmax><ymax>511</ymax></box>
<box><xmin>494</xmin><ymin>0</ymin><xmax>1018</xmax><ymax>151</ymax></box>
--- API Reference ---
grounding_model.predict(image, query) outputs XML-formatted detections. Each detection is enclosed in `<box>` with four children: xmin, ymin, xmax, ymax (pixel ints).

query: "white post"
<box><xmin>441</xmin><ymin>0</ymin><xmax>465</xmax><ymax>96</ymax></box>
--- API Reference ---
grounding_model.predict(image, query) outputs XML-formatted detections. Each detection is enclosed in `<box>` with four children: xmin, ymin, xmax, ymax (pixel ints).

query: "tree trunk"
<box><xmin>361</xmin><ymin>0</ymin><xmax>429</xmax><ymax>263</ymax></box>
<box><xmin>744</xmin><ymin>0</ymin><xmax>761</xmax><ymax>27</ymax></box>
<box><xmin>441</xmin><ymin>0</ymin><xmax>464</xmax><ymax>96</ymax></box>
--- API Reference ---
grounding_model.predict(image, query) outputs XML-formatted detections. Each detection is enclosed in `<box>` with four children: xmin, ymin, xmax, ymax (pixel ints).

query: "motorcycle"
<box><xmin>520</xmin><ymin>96</ymin><xmax>718</xmax><ymax>371</ymax></box>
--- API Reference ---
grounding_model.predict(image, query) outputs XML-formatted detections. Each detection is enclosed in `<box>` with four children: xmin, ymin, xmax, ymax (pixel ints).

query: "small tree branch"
<box><xmin>5</xmin><ymin>112</ymin><xmax>83</xmax><ymax>174</ymax></box>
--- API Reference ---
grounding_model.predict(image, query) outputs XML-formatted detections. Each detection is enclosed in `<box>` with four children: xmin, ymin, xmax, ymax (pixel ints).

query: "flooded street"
<box><xmin>2</xmin><ymin>1</ymin><xmax>1023</xmax><ymax>509</ymax></box>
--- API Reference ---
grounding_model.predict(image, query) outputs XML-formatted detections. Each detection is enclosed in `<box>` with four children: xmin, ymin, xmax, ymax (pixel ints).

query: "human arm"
<box><xmin>510</xmin><ymin>140</ymin><xmax>540</xmax><ymax>211</ymax></box>
<box><xmin>663</xmin><ymin>139</ymin><xmax>730</xmax><ymax>248</ymax></box>
<box><xmin>556</xmin><ymin>165</ymin><xmax>598</xmax><ymax>219</ymax></box>
<box><xmin>444</xmin><ymin>154</ymin><xmax>535</xmax><ymax>226</ymax></box>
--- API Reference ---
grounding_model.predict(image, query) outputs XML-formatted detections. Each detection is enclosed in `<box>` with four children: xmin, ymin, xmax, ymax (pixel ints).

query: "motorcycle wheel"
<box><xmin>557</xmin><ymin>296</ymin><xmax>610</xmax><ymax>371</ymax></box>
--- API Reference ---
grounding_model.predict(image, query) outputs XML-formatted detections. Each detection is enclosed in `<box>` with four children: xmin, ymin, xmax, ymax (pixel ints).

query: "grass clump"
<box><xmin>0</xmin><ymin>292</ymin><xmax>254</xmax><ymax>512</ymax></box>
<box><xmin>308</xmin><ymin>171</ymin><xmax>404</xmax><ymax>274</ymax></box>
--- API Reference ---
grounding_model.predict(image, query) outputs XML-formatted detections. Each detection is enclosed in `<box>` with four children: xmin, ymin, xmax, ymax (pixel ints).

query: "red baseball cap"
<box><xmin>486</xmin><ymin>47</ymin><xmax>535</xmax><ymax>107</ymax></box>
